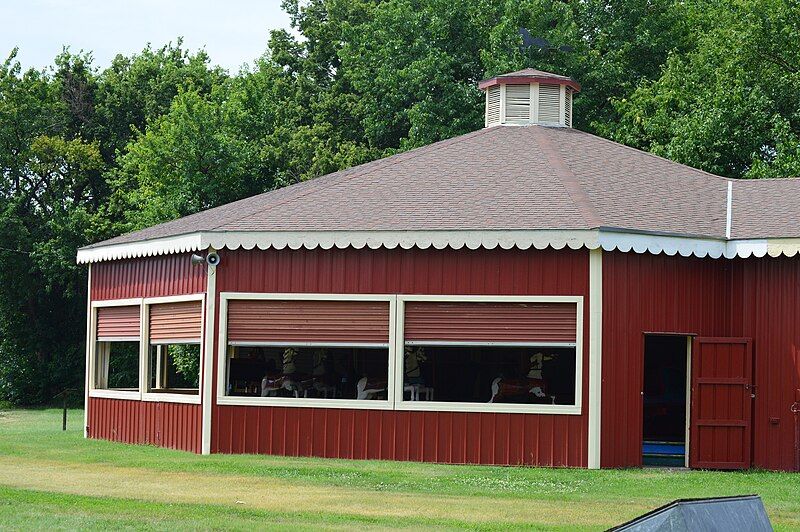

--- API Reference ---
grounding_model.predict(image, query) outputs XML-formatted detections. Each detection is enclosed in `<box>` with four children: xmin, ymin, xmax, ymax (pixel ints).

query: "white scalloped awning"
<box><xmin>76</xmin><ymin>230</ymin><xmax>800</xmax><ymax>264</ymax></box>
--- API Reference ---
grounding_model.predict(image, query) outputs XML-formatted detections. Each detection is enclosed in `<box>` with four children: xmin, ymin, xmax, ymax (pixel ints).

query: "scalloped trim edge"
<box><xmin>76</xmin><ymin>230</ymin><xmax>800</xmax><ymax>264</ymax></box>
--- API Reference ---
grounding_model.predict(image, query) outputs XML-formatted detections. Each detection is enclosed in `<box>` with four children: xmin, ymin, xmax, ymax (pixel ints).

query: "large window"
<box><xmin>144</xmin><ymin>298</ymin><xmax>204</xmax><ymax>400</ymax></box>
<box><xmin>91</xmin><ymin>303</ymin><xmax>141</xmax><ymax>397</ymax></box>
<box><xmin>216</xmin><ymin>294</ymin><xmax>582</xmax><ymax>414</ymax></box>
<box><xmin>226</xmin><ymin>346</ymin><xmax>389</xmax><ymax>400</ymax></box>
<box><xmin>219</xmin><ymin>296</ymin><xmax>394</xmax><ymax>407</ymax></box>
<box><xmin>397</xmin><ymin>297</ymin><xmax>582</xmax><ymax>414</ymax></box>
<box><xmin>401</xmin><ymin>346</ymin><xmax>576</xmax><ymax>405</ymax></box>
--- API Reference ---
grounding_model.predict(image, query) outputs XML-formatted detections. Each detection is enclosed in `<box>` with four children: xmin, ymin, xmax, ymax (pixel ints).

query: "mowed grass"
<box><xmin>0</xmin><ymin>409</ymin><xmax>798</xmax><ymax>530</ymax></box>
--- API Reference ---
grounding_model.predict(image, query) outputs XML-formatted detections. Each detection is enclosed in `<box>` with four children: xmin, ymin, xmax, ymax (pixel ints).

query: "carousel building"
<box><xmin>78</xmin><ymin>69</ymin><xmax>800</xmax><ymax>470</ymax></box>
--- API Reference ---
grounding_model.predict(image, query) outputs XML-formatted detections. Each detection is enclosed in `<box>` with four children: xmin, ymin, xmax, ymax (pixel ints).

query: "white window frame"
<box><xmin>216</xmin><ymin>292</ymin><xmax>397</xmax><ymax>410</ymax></box>
<box><xmin>394</xmin><ymin>294</ymin><xmax>584</xmax><ymax>415</ymax></box>
<box><xmin>142</xmin><ymin>294</ymin><xmax>205</xmax><ymax>405</ymax></box>
<box><xmin>88</xmin><ymin>298</ymin><xmax>143</xmax><ymax>401</ymax></box>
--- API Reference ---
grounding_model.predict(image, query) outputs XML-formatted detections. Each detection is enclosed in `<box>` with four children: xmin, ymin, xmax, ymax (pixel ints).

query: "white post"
<box><xmin>155</xmin><ymin>345</ymin><xmax>166</xmax><ymax>389</ymax></box>
<box><xmin>201</xmin><ymin>254</ymin><xmax>217</xmax><ymax>455</ymax></box>
<box><xmin>83</xmin><ymin>265</ymin><xmax>92</xmax><ymax>438</ymax></box>
<box><xmin>588</xmin><ymin>248</ymin><xmax>603</xmax><ymax>469</ymax></box>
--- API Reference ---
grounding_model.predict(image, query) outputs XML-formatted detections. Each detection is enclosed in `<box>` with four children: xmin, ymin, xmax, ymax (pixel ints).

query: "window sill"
<box><xmin>216</xmin><ymin>395</ymin><xmax>393</xmax><ymax>410</ymax></box>
<box><xmin>394</xmin><ymin>400</ymin><xmax>582</xmax><ymax>415</ymax></box>
<box><xmin>89</xmin><ymin>389</ymin><xmax>141</xmax><ymax>401</ymax></box>
<box><xmin>142</xmin><ymin>392</ymin><xmax>201</xmax><ymax>404</ymax></box>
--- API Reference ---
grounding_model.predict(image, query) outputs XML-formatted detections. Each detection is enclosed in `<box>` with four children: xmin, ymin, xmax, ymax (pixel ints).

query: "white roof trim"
<box><xmin>77</xmin><ymin>233</ymin><xmax>204</xmax><ymax>264</ymax></box>
<box><xmin>76</xmin><ymin>229</ymin><xmax>800</xmax><ymax>264</ymax></box>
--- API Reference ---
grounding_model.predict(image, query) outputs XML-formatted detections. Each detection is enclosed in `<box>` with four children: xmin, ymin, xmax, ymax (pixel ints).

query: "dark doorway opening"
<box><xmin>643</xmin><ymin>335</ymin><xmax>688</xmax><ymax>467</ymax></box>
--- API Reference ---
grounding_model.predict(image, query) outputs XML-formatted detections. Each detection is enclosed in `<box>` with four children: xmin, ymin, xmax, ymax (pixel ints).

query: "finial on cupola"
<box><xmin>479</xmin><ymin>69</ymin><xmax>580</xmax><ymax>128</ymax></box>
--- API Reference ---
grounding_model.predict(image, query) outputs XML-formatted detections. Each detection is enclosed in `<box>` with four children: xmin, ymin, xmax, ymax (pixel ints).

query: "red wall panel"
<box><xmin>87</xmin><ymin>397</ymin><xmax>201</xmax><ymax>453</ymax></box>
<box><xmin>92</xmin><ymin>253</ymin><xmax>206</xmax><ymax>300</ymax></box>
<box><xmin>601</xmin><ymin>251</ymin><xmax>731</xmax><ymax>468</ymax></box>
<box><xmin>89</xmin><ymin>253</ymin><xmax>206</xmax><ymax>452</ymax></box>
<box><xmin>602</xmin><ymin>251</ymin><xmax>800</xmax><ymax>471</ymax></box>
<box><xmin>213</xmin><ymin>246</ymin><xmax>590</xmax><ymax>467</ymax></box>
<box><xmin>730</xmin><ymin>257</ymin><xmax>800</xmax><ymax>471</ymax></box>
<box><xmin>212</xmin><ymin>405</ymin><xmax>582</xmax><ymax>466</ymax></box>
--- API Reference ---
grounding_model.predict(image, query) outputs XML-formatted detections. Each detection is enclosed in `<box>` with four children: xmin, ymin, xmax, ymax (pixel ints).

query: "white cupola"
<box><xmin>479</xmin><ymin>68</ymin><xmax>580</xmax><ymax>128</ymax></box>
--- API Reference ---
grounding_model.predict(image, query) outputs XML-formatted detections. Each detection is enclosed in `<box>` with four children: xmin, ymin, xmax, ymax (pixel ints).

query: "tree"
<box><xmin>2</xmin><ymin>0</ymin><xmax>797</xmax><ymax>405</ymax></box>
<box><xmin>605</xmin><ymin>0</ymin><xmax>800</xmax><ymax>178</ymax></box>
<box><xmin>116</xmin><ymin>86</ymin><xmax>261</xmax><ymax>229</ymax></box>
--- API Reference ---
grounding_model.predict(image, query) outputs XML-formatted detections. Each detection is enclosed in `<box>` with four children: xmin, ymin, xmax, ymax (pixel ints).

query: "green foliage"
<box><xmin>2</xmin><ymin>0</ymin><xmax>799</xmax><ymax>404</ymax></box>
<box><xmin>107</xmin><ymin>343</ymin><xmax>139</xmax><ymax>389</ymax></box>
<box><xmin>606</xmin><ymin>0</ymin><xmax>800</xmax><ymax>178</ymax></box>
<box><xmin>168</xmin><ymin>344</ymin><xmax>201</xmax><ymax>388</ymax></box>
<box><xmin>116</xmin><ymin>87</ymin><xmax>261</xmax><ymax>229</ymax></box>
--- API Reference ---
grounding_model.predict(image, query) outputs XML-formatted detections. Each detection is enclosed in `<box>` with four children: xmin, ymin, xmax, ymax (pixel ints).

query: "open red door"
<box><xmin>690</xmin><ymin>337</ymin><xmax>753</xmax><ymax>469</ymax></box>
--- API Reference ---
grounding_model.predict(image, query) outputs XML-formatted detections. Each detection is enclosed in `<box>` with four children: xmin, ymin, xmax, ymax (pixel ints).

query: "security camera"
<box><xmin>206</xmin><ymin>252</ymin><xmax>221</xmax><ymax>266</ymax></box>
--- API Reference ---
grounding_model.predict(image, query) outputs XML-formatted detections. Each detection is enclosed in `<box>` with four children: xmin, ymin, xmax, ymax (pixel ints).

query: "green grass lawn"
<box><xmin>0</xmin><ymin>409</ymin><xmax>797</xmax><ymax>530</ymax></box>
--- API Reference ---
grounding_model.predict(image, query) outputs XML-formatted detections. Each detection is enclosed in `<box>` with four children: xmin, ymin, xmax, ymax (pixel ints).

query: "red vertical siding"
<box><xmin>730</xmin><ymin>257</ymin><xmax>800</xmax><ymax>471</ymax></box>
<box><xmin>601</xmin><ymin>251</ymin><xmax>731</xmax><ymax>468</ymax></box>
<box><xmin>602</xmin><ymin>251</ymin><xmax>800</xmax><ymax>471</ymax></box>
<box><xmin>92</xmin><ymin>253</ymin><xmax>206</xmax><ymax>300</ymax></box>
<box><xmin>88</xmin><ymin>253</ymin><xmax>206</xmax><ymax>453</ymax></box>
<box><xmin>212</xmin><ymin>247</ymin><xmax>590</xmax><ymax>467</ymax></box>
<box><xmin>87</xmin><ymin>397</ymin><xmax>201</xmax><ymax>453</ymax></box>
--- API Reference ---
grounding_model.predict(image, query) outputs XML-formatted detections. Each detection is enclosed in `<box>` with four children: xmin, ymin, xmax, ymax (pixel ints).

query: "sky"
<box><xmin>0</xmin><ymin>0</ymin><xmax>292</xmax><ymax>73</ymax></box>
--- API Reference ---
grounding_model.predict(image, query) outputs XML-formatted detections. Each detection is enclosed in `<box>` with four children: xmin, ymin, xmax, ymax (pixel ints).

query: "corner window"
<box><xmin>221</xmin><ymin>297</ymin><xmax>393</xmax><ymax>406</ymax></box>
<box><xmin>93</xmin><ymin>304</ymin><xmax>141</xmax><ymax>393</ymax></box>
<box><xmin>95</xmin><ymin>341</ymin><xmax>140</xmax><ymax>390</ymax></box>
<box><xmin>398</xmin><ymin>298</ymin><xmax>582</xmax><ymax>413</ymax></box>
<box><xmin>145</xmin><ymin>299</ymin><xmax>204</xmax><ymax>397</ymax></box>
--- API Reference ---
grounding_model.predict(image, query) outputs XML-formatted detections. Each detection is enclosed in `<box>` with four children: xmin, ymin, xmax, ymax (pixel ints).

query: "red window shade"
<box><xmin>404</xmin><ymin>301</ymin><xmax>577</xmax><ymax>344</ymax></box>
<box><xmin>96</xmin><ymin>305</ymin><xmax>140</xmax><ymax>340</ymax></box>
<box><xmin>227</xmin><ymin>299</ymin><xmax>390</xmax><ymax>345</ymax></box>
<box><xmin>149</xmin><ymin>300</ymin><xmax>203</xmax><ymax>342</ymax></box>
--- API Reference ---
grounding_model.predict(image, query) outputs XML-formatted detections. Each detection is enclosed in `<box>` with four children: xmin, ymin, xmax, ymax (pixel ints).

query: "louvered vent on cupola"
<box><xmin>479</xmin><ymin>69</ymin><xmax>580</xmax><ymax>128</ymax></box>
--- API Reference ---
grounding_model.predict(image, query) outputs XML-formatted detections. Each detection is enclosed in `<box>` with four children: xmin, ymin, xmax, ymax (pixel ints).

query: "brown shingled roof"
<box><xmin>84</xmin><ymin>125</ymin><xmax>800</xmax><ymax>250</ymax></box>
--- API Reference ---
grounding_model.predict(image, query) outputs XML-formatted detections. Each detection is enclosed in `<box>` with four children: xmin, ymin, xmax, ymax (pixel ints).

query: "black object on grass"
<box><xmin>610</xmin><ymin>495</ymin><xmax>772</xmax><ymax>531</ymax></box>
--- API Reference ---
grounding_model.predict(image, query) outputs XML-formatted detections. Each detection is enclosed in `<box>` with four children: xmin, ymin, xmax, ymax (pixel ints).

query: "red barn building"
<box><xmin>78</xmin><ymin>70</ymin><xmax>800</xmax><ymax>470</ymax></box>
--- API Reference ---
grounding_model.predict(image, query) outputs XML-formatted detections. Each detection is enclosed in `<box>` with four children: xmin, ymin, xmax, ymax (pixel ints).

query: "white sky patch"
<box><xmin>0</xmin><ymin>0</ymin><xmax>292</xmax><ymax>73</ymax></box>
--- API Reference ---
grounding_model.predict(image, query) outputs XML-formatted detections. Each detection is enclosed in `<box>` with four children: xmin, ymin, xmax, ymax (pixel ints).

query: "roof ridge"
<box><xmin>574</xmin><ymin>128</ymin><xmax>733</xmax><ymax>182</ymax></box>
<box><xmin>531</xmin><ymin>126</ymin><xmax>603</xmax><ymax>229</ymax></box>
<box><xmin>215</xmin><ymin>128</ymin><xmax>494</xmax><ymax>231</ymax></box>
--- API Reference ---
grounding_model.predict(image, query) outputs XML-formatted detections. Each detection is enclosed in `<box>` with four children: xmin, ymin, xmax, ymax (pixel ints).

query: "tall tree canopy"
<box><xmin>1</xmin><ymin>0</ymin><xmax>798</xmax><ymax>404</ymax></box>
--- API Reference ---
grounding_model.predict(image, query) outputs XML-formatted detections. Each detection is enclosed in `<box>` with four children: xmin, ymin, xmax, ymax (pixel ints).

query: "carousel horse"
<box><xmin>260</xmin><ymin>348</ymin><xmax>307</xmax><ymax>397</ymax></box>
<box><xmin>488</xmin><ymin>376</ymin><xmax>548</xmax><ymax>403</ymax></box>
<box><xmin>308</xmin><ymin>348</ymin><xmax>338</xmax><ymax>398</ymax></box>
<box><xmin>356</xmin><ymin>376</ymin><xmax>388</xmax><ymax>400</ymax></box>
<box><xmin>260</xmin><ymin>373</ymin><xmax>303</xmax><ymax>397</ymax></box>
<box><xmin>488</xmin><ymin>351</ymin><xmax>554</xmax><ymax>403</ymax></box>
